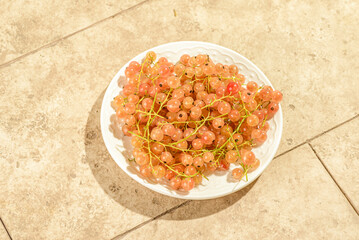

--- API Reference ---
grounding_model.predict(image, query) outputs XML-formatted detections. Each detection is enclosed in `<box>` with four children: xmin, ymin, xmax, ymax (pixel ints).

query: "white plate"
<box><xmin>100</xmin><ymin>41</ymin><xmax>283</xmax><ymax>200</ymax></box>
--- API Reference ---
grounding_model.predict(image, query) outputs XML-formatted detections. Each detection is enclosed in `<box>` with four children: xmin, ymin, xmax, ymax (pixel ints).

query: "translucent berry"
<box><xmin>152</xmin><ymin>165</ymin><xmax>166</xmax><ymax>178</ymax></box>
<box><xmin>217</xmin><ymin>101</ymin><xmax>231</xmax><ymax>115</ymax></box>
<box><xmin>170</xmin><ymin>177</ymin><xmax>182</xmax><ymax>190</ymax></box>
<box><xmin>225</xmin><ymin>150</ymin><xmax>238</xmax><ymax>163</ymax></box>
<box><xmin>184</xmin><ymin>166</ymin><xmax>197</xmax><ymax>176</ymax></box>
<box><xmin>246</xmin><ymin>115</ymin><xmax>259</xmax><ymax>127</ymax></box>
<box><xmin>232</xmin><ymin>168</ymin><xmax>244</xmax><ymax>180</ymax></box>
<box><xmin>162</xmin><ymin>123</ymin><xmax>175</xmax><ymax>136</ymax></box>
<box><xmin>193</xmin><ymin>157</ymin><xmax>204</xmax><ymax>168</ymax></box>
<box><xmin>151</xmin><ymin>127</ymin><xmax>164</xmax><ymax>141</ymax></box>
<box><xmin>167</xmin><ymin>99</ymin><xmax>181</xmax><ymax>112</ymax></box>
<box><xmin>140</xmin><ymin>164</ymin><xmax>152</xmax><ymax>177</ymax></box>
<box><xmin>202</xmin><ymin>131</ymin><xmax>216</xmax><ymax>145</ymax></box>
<box><xmin>227</xmin><ymin>82</ymin><xmax>240</xmax><ymax>94</ymax></box>
<box><xmin>161</xmin><ymin>152</ymin><xmax>174</xmax><ymax>165</ymax></box>
<box><xmin>192</xmin><ymin>138</ymin><xmax>204</xmax><ymax>150</ymax></box>
<box><xmin>203</xmin><ymin>152</ymin><xmax>214</xmax><ymax>163</ymax></box>
<box><xmin>190</xmin><ymin>106</ymin><xmax>202</xmax><ymax>119</ymax></box>
<box><xmin>181</xmin><ymin>178</ymin><xmax>195</xmax><ymax>191</ymax></box>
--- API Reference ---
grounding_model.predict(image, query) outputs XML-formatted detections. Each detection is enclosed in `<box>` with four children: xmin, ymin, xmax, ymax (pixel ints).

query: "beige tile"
<box><xmin>0</xmin><ymin>77</ymin><xmax>184</xmax><ymax>239</ymax></box>
<box><xmin>0</xmin><ymin>0</ymin><xmax>358</xmax><ymax>154</ymax></box>
<box><xmin>1</xmin><ymin>0</ymin><xmax>359</xmax><ymax>239</ymax></box>
<box><xmin>0</xmin><ymin>6</ymin><xmax>189</xmax><ymax>240</ymax></box>
<box><xmin>120</xmin><ymin>145</ymin><xmax>359</xmax><ymax>240</ymax></box>
<box><xmin>0</xmin><ymin>88</ymin><xmax>184</xmax><ymax>240</ymax></box>
<box><xmin>235</xmin><ymin>1</ymin><xmax>359</xmax><ymax>154</ymax></box>
<box><xmin>311</xmin><ymin>117</ymin><xmax>359</xmax><ymax>211</ymax></box>
<box><xmin>0</xmin><ymin>0</ymin><xmax>144</xmax><ymax>64</ymax></box>
<box><xmin>0</xmin><ymin>222</ymin><xmax>10</xmax><ymax>240</ymax></box>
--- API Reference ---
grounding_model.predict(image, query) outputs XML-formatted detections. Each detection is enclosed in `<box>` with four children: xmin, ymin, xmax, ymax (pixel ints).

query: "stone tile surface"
<box><xmin>0</xmin><ymin>4</ymin><xmax>189</xmax><ymax>238</ymax></box>
<box><xmin>311</xmin><ymin>117</ymin><xmax>359</xmax><ymax>211</ymax></box>
<box><xmin>121</xmin><ymin>145</ymin><xmax>359</xmax><ymax>240</ymax></box>
<box><xmin>0</xmin><ymin>0</ymin><xmax>144</xmax><ymax>64</ymax></box>
<box><xmin>0</xmin><ymin>0</ymin><xmax>359</xmax><ymax>239</ymax></box>
<box><xmin>0</xmin><ymin>222</ymin><xmax>10</xmax><ymax>240</ymax></box>
<box><xmin>0</xmin><ymin>0</ymin><xmax>357</xmax><ymax>154</ymax></box>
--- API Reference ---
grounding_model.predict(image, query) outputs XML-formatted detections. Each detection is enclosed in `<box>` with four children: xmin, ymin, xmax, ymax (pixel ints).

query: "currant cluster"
<box><xmin>111</xmin><ymin>51</ymin><xmax>282</xmax><ymax>191</ymax></box>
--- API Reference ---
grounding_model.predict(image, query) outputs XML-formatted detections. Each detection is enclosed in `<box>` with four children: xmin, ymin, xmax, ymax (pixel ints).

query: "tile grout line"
<box><xmin>274</xmin><ymin>114</ymin><xmax>359</xmax><ymax>160</ymax></box>
<box><xmin>307</xmin><ymin>114</ymin><xmax>359</xmax><ymax>142</ymax></box>
<box><xmin>0</xmin><ymin>218</ymin><xmax>13</xmax><ymax>240</ymax></box>
<box><xmin>308</xmin><ymin>143</ymin><xmax>359</xmax><ymax>216</ymax></box>
<box><xmin>0</xmin><ymin>0</ymin><xmax>150</xmax><ymax>70</ymax></box>
<box><xmin>273</xmin><ymin>142</ymin><xmax>306</xmax><ymax>159</ymax></box>
<box><xmin>110</xmin><ymin>113</ymin><xmax>359</xmax><ymax>238</ymax></box>
<box><xmin>111</xmin><ymin>201</ymin><xmax>191</xmax><ymax>240</ymax></box>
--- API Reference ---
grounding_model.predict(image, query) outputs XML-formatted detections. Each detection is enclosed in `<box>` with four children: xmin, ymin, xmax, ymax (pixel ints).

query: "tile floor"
<box><xmin>0</xmin><ymin>0</ymin><xmax>358</xmax><ymax>239</ymax></box>
<box><xmin>0</xmin><ymin>219</ymin><xmax>11</xmax><ymax>240</ymax></box>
